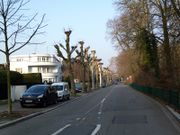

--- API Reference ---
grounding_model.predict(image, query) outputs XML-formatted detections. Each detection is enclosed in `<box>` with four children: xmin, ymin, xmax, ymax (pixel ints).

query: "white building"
<box><xmin>10</xmin><ymin>53</ymin><xmax>62</xmax><ymax>83</ymax></box>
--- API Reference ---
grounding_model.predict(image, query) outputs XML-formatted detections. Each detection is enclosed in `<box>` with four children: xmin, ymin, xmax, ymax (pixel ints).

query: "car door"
<box><xmin>46</xmin><ymin>87</ymin><xmax>51</xmax><ymax>104</ymax></box>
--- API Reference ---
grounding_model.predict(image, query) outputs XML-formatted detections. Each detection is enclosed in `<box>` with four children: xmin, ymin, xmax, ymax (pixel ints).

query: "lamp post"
<box><xmin>91</xmin><ymin>50</ymin><xmax>96</xmax><ymax>90</ymax></box>
<box><xmin>95</xmin><ymin>58</ymin><xmax>101</xmax><ymax>89</ymax></box>
<box><xmin>98</xmin><ymin>62</ymin><xmax>103</xmax><ymax>87</ymax></box>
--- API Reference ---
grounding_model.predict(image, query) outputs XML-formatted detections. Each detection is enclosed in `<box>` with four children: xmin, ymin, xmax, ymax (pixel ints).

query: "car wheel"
<box><xmin>67</xmin><ymin>96</ymin><xmax>70</xmax><ymax>100</ymax></box>
<box><xmin>62</xmin><ymin>96</ymin><xmax>65</xmax><ymax>101</ymax></box>
<box><xmin>54</xmin><ymin>98</ymin><xmax>57</xmax><ymax>104</ymax></box>
<box><xmin>42</xmin><ymin>101</ymin><xmax>47</xmax><ymax>107</ymax></box>
<box><xmin>21</xmin><ymin>103</ymin><xmax>25</xmax><ymax>108</ymax></box>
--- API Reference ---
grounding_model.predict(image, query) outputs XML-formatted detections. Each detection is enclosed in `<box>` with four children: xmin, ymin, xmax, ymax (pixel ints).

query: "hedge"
<box><xmin>22</xmin><ymin>73</ymin><xmax>42</xmax><ymax>84</ymax></box>
<box><xmin>0</xmin><ymin>70</ymin><xmax>22</xmax><ymax>84</ymax></box>
<box><xmin>0</xmin><ymin>71</ymin><xmax>42</xmax><ymax>99</ymax></box>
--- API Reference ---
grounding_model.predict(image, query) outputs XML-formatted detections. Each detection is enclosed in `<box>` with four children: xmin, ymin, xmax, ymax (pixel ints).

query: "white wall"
<box><xmin>11</xmin><ymin>85</ymin><xmax>27</xmax><ymax>102</ymax></box>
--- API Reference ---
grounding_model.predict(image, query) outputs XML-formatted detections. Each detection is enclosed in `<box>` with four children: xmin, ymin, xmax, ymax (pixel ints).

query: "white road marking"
<box><xmin>98</xmin><ymin>98</ymin><xmax>106</xmax><ymax>115</ymax></box>
<box><xmin>101</xmin><ymin>98</ymin><xmax>106</xmax><ymax>103</ymax></box>
<box><xmin>91</xmin><ymin>124</ymin><xmax>101</xmax><ymax>135</ymax></box>
<box><xmin>82</xmin><ymin>117</ymin><xmax>86</xmax><ymax>121</ymax></box>
<box><xmin>51</xmin><ymin>124</ymin><xmax>71</xmax><ymax>135</ymax></box>
<box><xmin>84</xmin><ymin>102</ymin><xmax>101</xmax><ymax>115</ymax></box>
<box><xmin>76</xmin><ymin>118</ymin><xmax>81</xmax><ymax>121</ymax></box>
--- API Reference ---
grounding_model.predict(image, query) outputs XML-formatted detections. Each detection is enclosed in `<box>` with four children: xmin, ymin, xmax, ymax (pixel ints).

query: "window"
<box><xmin>16</xmin><ymin>58</ymin><xmax>23</xmax><ymax>62</ymax></box>
<box><xmin>37</xmin><ymin>57</ymin><xmax>41</xmax><ymax>62</ymax></box>
<box><xmin>28</xmin><ymin>67</ymin><xmax>32</xmax><ymax>73</ymax></box>
<box><xmin>38</xmin><ymin>67</ymin><xmax>41</xmax><ymax>72</ymax></box>
<box><xmin>42</xmin><ymin>57</ymin><xmax>46</xmax><ymax>62</ymax></box>
<box><xmin>37</xmin><ymin>56</ymin><xmax>50</xmax><ymax>62</ymax></box>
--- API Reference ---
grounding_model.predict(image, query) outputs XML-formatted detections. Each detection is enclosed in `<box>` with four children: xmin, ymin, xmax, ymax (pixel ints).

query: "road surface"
<box><xmin>0</xmin><ymin>84</ymin><xmax>179</xmax><ymax>135</ymax></box>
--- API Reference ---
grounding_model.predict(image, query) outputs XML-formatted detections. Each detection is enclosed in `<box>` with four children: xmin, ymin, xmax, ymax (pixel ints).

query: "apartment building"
<box><xmin>10</xmin><ymin>53</ymin><xmax>62</xmax><ymax>83</ymax></box>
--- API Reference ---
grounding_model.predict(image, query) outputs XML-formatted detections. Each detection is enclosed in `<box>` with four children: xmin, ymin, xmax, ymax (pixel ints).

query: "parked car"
<box><xmin>75</xmin><ymin>83</ymin><xmax>82</xmax><ymax>92</ymax></box>
<box><xmin>20</xmin><ymin>84</ymin><xmax>58</xmax><ymax>107</ymax></box>
<box><xmin>51</xmin><ymin>82</ymin><xmax>70</xmax><ymax>101</ymax></box>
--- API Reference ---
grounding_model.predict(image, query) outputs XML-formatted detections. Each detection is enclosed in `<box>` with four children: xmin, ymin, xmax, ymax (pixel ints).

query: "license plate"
<box><xmin>25</xmin><ymin>100</ymin><xmax>32</xmax><ymax>103</ymax></box>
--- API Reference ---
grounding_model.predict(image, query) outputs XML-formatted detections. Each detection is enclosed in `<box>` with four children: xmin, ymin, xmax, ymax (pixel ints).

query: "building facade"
<box><xmin>10</xmin><ymin>53</ymin><xmax>62</xmax><ymax>83</ymax></box>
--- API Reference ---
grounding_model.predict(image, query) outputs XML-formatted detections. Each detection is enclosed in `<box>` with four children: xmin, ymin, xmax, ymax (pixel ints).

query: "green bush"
<box><xmin>0</xmin><ymin>70</ymin><xmax>22</xmax><ymax>84</ymax></box>
<box><xmin>22</xmin><ymin>73</ymin><xmax>42</xmax><ymax>84</ymax></box>
<box><xmin>0</xmin><ymin>70</ymin><xmax>22</xmax><ymax>99</ymax></box>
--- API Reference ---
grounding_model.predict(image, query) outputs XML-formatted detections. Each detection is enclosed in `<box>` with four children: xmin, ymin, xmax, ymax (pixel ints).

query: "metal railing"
<box><xmin>129</xmin><ymin>83</ymin><xmax>180</xmax><ymax>109</ymax></box>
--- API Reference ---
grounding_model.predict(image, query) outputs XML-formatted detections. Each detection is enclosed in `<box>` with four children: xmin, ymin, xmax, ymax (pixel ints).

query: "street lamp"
<box><xmin>98</xmin><ymin>62</ymin><xmax>103</xmax><ymax>87</ymax></box>
<box><xmin>90</xmin><ymin>50</ymin><xmax>96</xmax><ymax>90</ymax></box>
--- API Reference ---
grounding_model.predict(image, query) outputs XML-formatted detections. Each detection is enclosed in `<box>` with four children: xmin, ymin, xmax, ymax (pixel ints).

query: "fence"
<box><xmin>129</xmin><ymin>83</ymin><xmax>180</xmax><ymax>109</ymax></box>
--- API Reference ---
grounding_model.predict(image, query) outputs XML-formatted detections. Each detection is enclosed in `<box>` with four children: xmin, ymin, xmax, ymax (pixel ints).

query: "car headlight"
<box><xmin>58</xmin><ymin>93</ymin><xmax>63</xmax><ymax>96</ymax></box>
<box><xmin>37</xmin><ymin>94</ymin><xmax>44</xmax><ymax>98</ymax></box>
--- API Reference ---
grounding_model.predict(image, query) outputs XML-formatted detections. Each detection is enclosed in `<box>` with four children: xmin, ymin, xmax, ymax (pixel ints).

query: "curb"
<box><xmin>0</xmin><ymin>96</ymin><xmax>82</xmax><ymax>129</ymax></box>
<box><xmin>0</xmin><ymin>111</ymin><xmax>43</xmax><ymax>129</ymax></box>
<box><xmin>166</xmin><ymin>105</ymin><xmax>180</xmax><ymax>122</ymax></box>
<box><xmin>129</xmin><ymin>86</ymin><xmax>180</xmax><ymax>122</ymax></box>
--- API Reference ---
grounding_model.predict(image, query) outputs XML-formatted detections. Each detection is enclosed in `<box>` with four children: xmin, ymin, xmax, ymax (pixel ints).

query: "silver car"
<box><xmin>51</xmin><ymin>82</ymin><xmax>70</xmax><ymax>101</ymax></box>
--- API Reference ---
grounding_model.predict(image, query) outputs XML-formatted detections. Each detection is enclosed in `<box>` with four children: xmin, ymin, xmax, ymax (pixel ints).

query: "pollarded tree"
<box><xmin>0</xmin><ymin>0</ymin><xmax>45</xmax><ymax>114</ymax></box>
<box><xmin>54</xmin><ymin>30</ymin><xmax>77</xmax><ymax>95</ymax></box>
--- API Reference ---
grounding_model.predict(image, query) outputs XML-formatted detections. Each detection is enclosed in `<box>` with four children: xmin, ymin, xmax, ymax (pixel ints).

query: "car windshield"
<box><xmin>26</xmin><ymin>85</ymin><xmax>48</xmax><ymax>94</ymax></box>
<box><xmin>52</xmin><ymin>85</ymin><xmax>63</xmax><ymax>91</ymax></box>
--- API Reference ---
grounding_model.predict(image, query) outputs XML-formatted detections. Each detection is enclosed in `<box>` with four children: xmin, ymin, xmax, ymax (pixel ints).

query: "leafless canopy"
<box><xmin>0</xmin><ymin>0</ymin><xmax>46</xmax><ymax>55</ymax></box>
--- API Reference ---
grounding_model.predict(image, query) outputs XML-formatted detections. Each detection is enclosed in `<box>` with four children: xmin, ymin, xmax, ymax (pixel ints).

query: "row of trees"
<box><xmin>54</xmin><ymin>30</ymin><xmax>112</xmax><ymax>95</ymax></box>
<box><xmin>0</xmin><ymin>0</ymin><xmax>113</xmax><ymax>114</ymax></box>
<box><xmin>107</xmin><ymin>0</ymin><xmax>180</xmax><ymax>90</ymax></box>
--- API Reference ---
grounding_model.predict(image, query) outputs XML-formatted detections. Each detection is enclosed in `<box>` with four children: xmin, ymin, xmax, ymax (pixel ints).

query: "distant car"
<box><xmin>75</xmin><ymin>83</ymin><xmax>82</xmax><ymax>92</ymax></box>
<box><xmin>20</xmin><ymin>84</ymin><xmax>58</xmax><ymax>107</ymax></box>
<box><xmin>51</xmin><ymin>82</ymin><xmax>70</xmax><ymax>101</ymax></box>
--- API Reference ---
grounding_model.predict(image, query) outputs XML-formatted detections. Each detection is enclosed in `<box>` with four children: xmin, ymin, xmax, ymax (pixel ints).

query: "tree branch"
<box><xmin>54</xmin><ymin>44</ymin><xmax>67</xmax><ymax>61</ymax></box>
<box><xmin>9</xmin><ymin>14</ymin><xmax>45</xmax><ymax>55</ymax></box>
<box><xmin>0</xmin><ymin>48</ymin><xmax>5</xmax><ymax>54</ymax></box>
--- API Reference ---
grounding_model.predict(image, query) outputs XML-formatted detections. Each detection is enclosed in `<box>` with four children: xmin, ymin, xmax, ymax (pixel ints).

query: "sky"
<box><xmin>0</xmin><ymin>0</ymin><xmax>117</xmax><ymax>67</ymax></box>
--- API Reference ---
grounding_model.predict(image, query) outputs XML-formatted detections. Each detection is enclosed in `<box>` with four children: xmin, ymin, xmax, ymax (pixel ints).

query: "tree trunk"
<box><xmin>82</xmin><ymin>64</ymin><xmax>86</xmax><ymax>92</ymax></box>
<box><xmin>161</xmin><ymin>8</ymin><xmax>173</xmax><ymax>79</ymax></box>
<box><xmin>69</xmin><ymin>62</ymin><xmax>75</xmax><ymax>96</ymax></box>
<box><xmin>6</xmin><ymin>55</ymin><xmax>12</xmax><ymax>114</ymax></box>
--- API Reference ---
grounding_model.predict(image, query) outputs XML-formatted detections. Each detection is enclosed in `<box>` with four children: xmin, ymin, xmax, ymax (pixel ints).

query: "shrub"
<box><xmin>0</xmin><ymin>70</ymin><xmax>22</xmax><ymax>84</ymax></box>
<box><xmin>0</xmin><ymin>70</ymin><xmax>22</xmax><ymax>99</ymax></box>
<box><xmin>22</xmin><ymin>73</ymin><xmax>42</xmax><ymax>84</ymax></box>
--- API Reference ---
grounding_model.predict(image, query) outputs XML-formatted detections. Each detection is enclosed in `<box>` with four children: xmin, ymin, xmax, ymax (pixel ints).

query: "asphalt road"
<box><xmin>0</xmin><ymin>84</ymin><xmax>180</xmax><ymax>135</ymax></box>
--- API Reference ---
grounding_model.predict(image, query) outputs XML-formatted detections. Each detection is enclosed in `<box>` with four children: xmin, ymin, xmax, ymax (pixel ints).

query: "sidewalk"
<box><xmin>0</xmin><ymin>101</ymin><xmax>56</xmax><ymax>125</ymax></box>
<box><xmin>0</xmin><ymin>93</ymin><xmax>85</xmax><ymax>128</ymax></box>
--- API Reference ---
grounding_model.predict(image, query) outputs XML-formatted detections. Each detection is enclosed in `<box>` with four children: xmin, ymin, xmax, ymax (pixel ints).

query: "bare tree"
<box><xmin>170</xmin><ymin>0</ymin><xmax>180</xmax><ymax>18</ymax></box>
<box><xmin>76</xmin><ymin>41</ymin><xmax>90</xmax><ymax>92</ymax></box>
<box><xmin>0</xmin><ymin>0</ymin><xmax>45</xmax><ymax>114</ymax></box>
<box><xmin>108</xmin><ymin>0</ymin><xmax>180</xmax><ymax>89</ymax></box>
<box><xmin>54</xmin><ymin>30</ymin><xmax>77</xmax><ymax>95</ymax></box>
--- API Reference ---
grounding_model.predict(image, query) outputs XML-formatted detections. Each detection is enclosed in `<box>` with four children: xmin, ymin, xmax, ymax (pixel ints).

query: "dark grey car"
<box><xmin>20</xmin><ymin>84</ymin><xmax>58</xmax><ymax>107</ymax></box>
